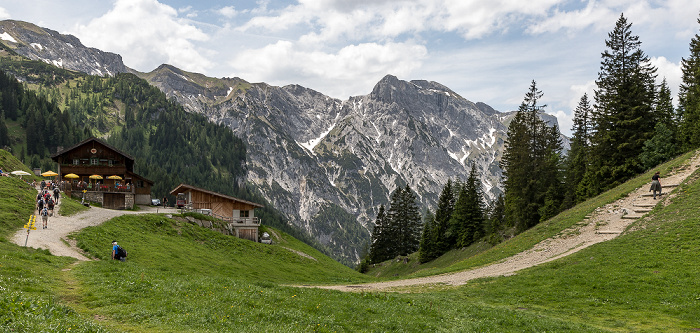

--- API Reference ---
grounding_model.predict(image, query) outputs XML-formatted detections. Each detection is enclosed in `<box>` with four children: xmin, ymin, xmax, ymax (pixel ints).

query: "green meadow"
<box><xmin>1</xmin><ymin>148</ymin><xmax>700</xmax><ymax>332</ymax></box>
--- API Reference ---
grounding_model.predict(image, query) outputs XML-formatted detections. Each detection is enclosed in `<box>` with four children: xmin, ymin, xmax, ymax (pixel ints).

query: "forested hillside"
<box><xmin>0</xmin><ymin>54</ymin><xmax>328</xmax><ymax>261</ymax></box>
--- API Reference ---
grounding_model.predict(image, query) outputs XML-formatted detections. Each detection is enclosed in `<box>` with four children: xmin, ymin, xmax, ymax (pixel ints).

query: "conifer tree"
<box><xmin>460</xmin><ymin>164</ymin><xmax>485</xmax><ymax>247</ymax></box>
<box><xmin>0</xmin><ymin>110</ymin><xmax>9</xmax><ymax>147</ymax></box>
<box><xmin>501</xmin><ymin>80</ymin><xmax>563</xmax><ymax>231</ymax></box>
<box><xmin>432</xmin><ymin>179</ymin><xmax>455</xmax><ymax>255</ymax></box>
<box><xmin>392</xmin><ymin>185</ymin><xmax>422</xmax><ymax>256</ymax></box>
<box><xmin>367</xmin><ymin>205</ymin><xmax>391</xmax><ymax>264</ymax></box>
<box><xmin>678</xmin><ymin>13</ymin><xmax>700</xmax><ymax>150</ymax></box>
<box><xmin>418</xmin><ymin>210</ymin><xmax>437</xmax><ymax>263</ymax></box>
<box><xmin>591</xmin><ymin>13</ymin><xmax>657</xmax><ymax>189</ymax></box>
<box><xmin>485</xmin><ymin>194</ymin><xmax>505</xmax><ymax>244</ymax></box>
<box><xmin>563</xmin><ymin>94</ymin><xmax>593</xmax><ymax>207</ymax></box>
<box><xmin>639</xmin><ymin>79</ymin><xmax>679</xmax><ymax>169</ymax></box>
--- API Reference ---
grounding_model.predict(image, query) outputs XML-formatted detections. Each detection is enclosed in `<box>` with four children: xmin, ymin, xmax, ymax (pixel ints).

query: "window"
<box><xmin>90</xmin><ymin>158</ymin><xmax>98</xmax><ymax>165</ymax></box>
<box><xmin>108</xmin><ymin>160</ymin><xmax>113</xmax><ymax>166</ymax></box>
<box><xmin>137</xmin><ymin>180</ymin><xmax>143</xmax><ymax>188</ymax></box>
<box><xmin>73</xmin><ymin>159</ymin><xmax>79</xmax><ymax>165</ymax></box>
<box><xmin>240</xmin><ymin>210</ymin><xmax>250</xmax><ymax>218</ymax></box>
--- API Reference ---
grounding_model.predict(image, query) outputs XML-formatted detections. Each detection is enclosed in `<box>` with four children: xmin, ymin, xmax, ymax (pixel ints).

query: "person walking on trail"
<box><xmin>40</xmin><ymin>207</ymin><xmax>49</xmax><ymax>229</ymax></box>
<box><xmin>650</xmin><ymin>171</ymin><xmax>662</xmax><ymax>199</ymax></box>
<box><xmin>47</xmin><ymin>197</ymin><xmax>55</xmax><ymax>216</ymax></box>
<box><xmin>53</xmin><ymin>187</ymin><xmax>60</xmax><ymax>204</ymax></box>
<box><xmin>112</xmin><ymin>241</ymin><xmax>127</xmax><ymax>261</ymax></box>
<box><xmin>162</xmin><ymin>196</ymin><xmax>168</xmax><ymax>208</ymax></box>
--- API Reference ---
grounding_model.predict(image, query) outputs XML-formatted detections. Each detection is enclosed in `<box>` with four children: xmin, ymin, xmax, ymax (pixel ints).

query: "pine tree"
<box><xmin>639</xmin><ymin>79</ymin><xmax>678</xmax><ymax>169</ymax></box>
<box><xmin>457</xmin><ymin>164</ymin><xmax>485</xmax><ymax>247</ymax></box>
<box><xmin>394</xmin><ymin>185</ymin><xmax>422</xmax><ymax>256</ymax></box>
<box><xmin>367</xmin><ymin>205</ymin><xmax>391</xmax><ymax>263</ymax></box>
<box><xmin>501</xmin><ymin>80</ymin><xmax>563</xmax><ymax>232</ymax></box>
<box><xmin>563</xmin><ymin>94</ymin><xmax>593</xmax><ymax>207</ymax></box>
<box><xmin>591</xmin><ymin>13</ymin><xmax>657</xmax><ymax>190</ymax></box>
<box><xmin>418</xmin><ymin>209</ymin><xmax>437</xmax><ymax>263</ymax></box>
<box><xmin>432</xmin><ymin>179</ymin><xmax>455</xmax><ymax>255</ymax></box>
<box><xmin>485</xmin><ymin>194</ymin><xmax>505</xmax><ymax>244</ymax></box>
<box><xmin>678</xmin><ymin>13</ymin><xmax>700</xmax><ymax>150</ymax></box>
<box><xmin>0</xmin><ymin>110</ymin><xmax>9</xmax><ymax>147</ymax></box>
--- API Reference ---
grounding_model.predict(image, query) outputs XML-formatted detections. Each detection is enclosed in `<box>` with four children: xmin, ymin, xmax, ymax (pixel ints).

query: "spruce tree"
<box><xmin>418</xmin><ymin>210</ymin><xmax>437</xmax><ymax>263</ymax></box>
<box><xmin>591</xmin><ymin>13</ymin><xmax>657</xmax><ymax>189</ymax></box>
<box><xmin>485</xmin><ymin>194</ymin><xmax>505</xmax><ymax>244</ymax></box>
<box><xmin>678</xmin><ymin>13</ymin><xmax>700</xmax><ymax>150</ymax></box>
<box><xmin>564</xmin><ymin>94</ymin><xmax>593</xmax><ymax>207</ymax></box>
<box><xmin>457</xmin><ymin>164</ymin><xmax>485</xmax><ymax>247</ymax></box>
<box><xmin>396</xmin><ymin>185</ymin><xmax>422</xmax><ymax>256</ymax></box>
<box><xmin>501</xmin><ymin>80</ymin><xmax>562</xmax><ymax>232</ymax></box>
<box><xmin>432</xmin><ymin>179</ymin><xmax>455</xmax><ymax>255</ymax></box>
<box><xmin>639</xmin><ymin>79</ymin><xmax>679</xmax><ymax>169</ymax></box>
<box><xmin>0</xmin><ymin>110</ymin><xmax>9</xmax><ymax>147</ymax></box>
<box><xmin>367</xmin><ymin>205</ymin><xmax>391</xmax><ymax>264</ymax></box>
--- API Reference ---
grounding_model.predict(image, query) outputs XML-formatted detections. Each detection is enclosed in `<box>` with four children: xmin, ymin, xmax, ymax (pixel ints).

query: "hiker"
<box><xmin>53</xmin><ymin>187</ymin><xmax>60</xmax><ymax>204</ymax></box>
<box><xmin>40</xmin><ymin>207</ymin><xmax>49</xmax><ymax>229</ymax></box>
<box><xmin>650</xmin><ymin>171</ymin><xmax>662</xmax><ymax>199</ymax></box>
<box><xmin>112</xmin><ymin>241</ymin><xmax>127</xmax><ymax>262</ymax></box>
<box><xmin>37</xmin><ymin>197</ymin><xmax>45</xmax><ymax>211</ymax></box>
<box><xmin>162</xmin><ymin>196</ymin><xmax>168</xmax><ymax>208</ymax></box>
<box><xmin>47</xmin><ymin>197</ymin><xmax>55</xmax><ymax>216</ymax></box>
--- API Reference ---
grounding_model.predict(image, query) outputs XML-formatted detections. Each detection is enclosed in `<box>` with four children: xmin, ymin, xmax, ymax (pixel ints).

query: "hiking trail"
<box><xmin>310</xmin><ymin>152</ymin><xmax>700</xmax><ymax>292</ymax></box>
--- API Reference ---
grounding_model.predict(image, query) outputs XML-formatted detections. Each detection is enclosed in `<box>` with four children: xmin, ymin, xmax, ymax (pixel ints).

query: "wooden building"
<box><xmin>170</xmin><ymin>184</ymin><xmax>264</xmax><ymax>242</ymax></box>
<box><xmin>51</xmin><ymin>137</ymin><xmax>153</xmax><ymax>209</ymax></box>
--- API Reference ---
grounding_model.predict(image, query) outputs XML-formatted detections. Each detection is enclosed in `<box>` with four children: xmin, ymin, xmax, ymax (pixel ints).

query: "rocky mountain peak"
<box><xmin>0</xmin><ymin>19</ymin><xmax>129</xmax><ymax>76</ymax></box>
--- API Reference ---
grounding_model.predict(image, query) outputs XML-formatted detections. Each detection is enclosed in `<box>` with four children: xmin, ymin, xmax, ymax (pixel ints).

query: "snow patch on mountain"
<box><xmin>300</xmin><ymin>122</ymin><xmax>337</xmax><ymax>154</ymax></box>
<box><xmin>0</xmin><ymin>32</ymin><xmax>16</xmax><ymax>43</ymax></box>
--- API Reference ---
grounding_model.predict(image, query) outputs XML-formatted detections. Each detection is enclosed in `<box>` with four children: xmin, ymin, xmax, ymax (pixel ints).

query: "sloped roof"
<box><xmin>169</xmin><ymin>183</ymin><xmax>264</xmax><ymax>208</ymax></box>
<box><xmin>51</xmin><ymin>137</ymin><xmax>135</xmax><ymax>161</ymax></box>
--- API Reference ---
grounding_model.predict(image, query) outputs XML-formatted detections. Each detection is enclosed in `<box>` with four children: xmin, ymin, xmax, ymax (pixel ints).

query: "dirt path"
<box><xmin>11</xmin><ymin>197</ymin><xmax>172</xmax><ymax>260</ymax></box>
<box><xmin>312</xmin><ymin>152</ymin><xmax>700</xmax><ymax>292</ymax></box>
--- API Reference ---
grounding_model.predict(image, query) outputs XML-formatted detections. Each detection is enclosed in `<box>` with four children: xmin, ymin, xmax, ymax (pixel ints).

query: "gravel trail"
<box><xmin>311</xmin><ymin>152</ymin><xmax>700</xmax><ymax>292</ymax></box>
<box><xmin>11</xmin><ymin>198</ymin><xmax>170</xmax><ymax>260</ymax></box>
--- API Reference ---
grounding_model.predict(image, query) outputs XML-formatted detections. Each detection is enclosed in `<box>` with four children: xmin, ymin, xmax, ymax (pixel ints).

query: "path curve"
<box><xmin>311</xmin><ymin>152</ymin><xmax>700</xmax><ymax>292</ymax></box>
<box><xmin>11</xmin><ymin>198</ymin><xmax>173</xmax><ymax>260</ymax></box>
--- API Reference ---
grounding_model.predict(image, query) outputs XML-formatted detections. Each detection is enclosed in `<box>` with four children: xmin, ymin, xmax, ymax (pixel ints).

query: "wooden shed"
<box><xmin>170</xmin><ymin>184</ymin><xmax>264</xmax><ymax>242</ymax></box>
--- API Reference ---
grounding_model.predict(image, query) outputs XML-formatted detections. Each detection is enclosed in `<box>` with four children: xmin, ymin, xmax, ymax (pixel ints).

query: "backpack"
<box><xmin>116</xmin><ymin>246</ymin><xmax>127</xmax><ymax>258</ymax></box>
<box><xmin>41</xmin><ymin>208</ymin><xmax>48</xmax><ymax>216</ymax></box>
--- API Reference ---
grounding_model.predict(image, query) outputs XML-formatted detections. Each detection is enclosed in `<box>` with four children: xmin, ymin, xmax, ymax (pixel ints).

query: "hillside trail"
<box><xmin>11</xmin><ymin>192</ymin><xmax>168</xmax><ymax>261</ymax></box>
<box><xmin>311</xmin><ymin>152</ymin><xmax>700</xmax><ymax>292</ymax></box>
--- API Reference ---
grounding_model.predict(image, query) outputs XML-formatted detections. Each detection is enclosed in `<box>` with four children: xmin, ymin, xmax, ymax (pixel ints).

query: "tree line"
<box><xmin>362</xmin><ymin>13</ymin><xmax>700</xmax><ymax>268</ymax></box>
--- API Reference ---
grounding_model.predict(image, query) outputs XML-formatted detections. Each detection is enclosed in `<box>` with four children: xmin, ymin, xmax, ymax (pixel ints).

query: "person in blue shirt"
<box><xmin>112</xmin><ymin>240</ymin><xmax>126</xmax><ymax>261</ymax></box>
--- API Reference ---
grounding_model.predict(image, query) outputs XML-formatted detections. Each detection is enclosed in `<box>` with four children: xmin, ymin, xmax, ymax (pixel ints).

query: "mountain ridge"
<box><xmin>0</xmin><ymin>19</ymin><xmax>567</xmax><ymax>264</ymax></box>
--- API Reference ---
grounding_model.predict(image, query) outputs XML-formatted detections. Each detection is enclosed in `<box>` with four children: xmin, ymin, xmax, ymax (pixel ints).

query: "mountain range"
<box><xmin>0</xmin><ymin>19</ymin><xmax>567</xmax><ymax>264</ymax></box>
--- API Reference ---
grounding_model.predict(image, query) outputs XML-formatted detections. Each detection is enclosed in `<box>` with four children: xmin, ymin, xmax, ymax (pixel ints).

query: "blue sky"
<box><xmin>1</xmin><ymin>0</ymin><xmax>699</xmax><ymax>135</ymax></box>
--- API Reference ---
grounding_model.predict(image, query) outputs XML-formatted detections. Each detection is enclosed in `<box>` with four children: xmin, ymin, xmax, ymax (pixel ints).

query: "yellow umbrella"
<box><xmin>107</xmin><ymin>175</ymin><xmax>122</xmax><ymax>180</ymax></box>
<box><xmin>41</xmin><ymin>170</ymin><xmax>58</xmax><ymax>177</ymax></box>
<box><xmin>64</xmin><ymin>173</ymin><xmax>80</xmax><ymax>179</ymax></box>
<box><xmin>89</xmin><ymin>174</ymin><xmax>103</xmax><ymax>180</ymax></box>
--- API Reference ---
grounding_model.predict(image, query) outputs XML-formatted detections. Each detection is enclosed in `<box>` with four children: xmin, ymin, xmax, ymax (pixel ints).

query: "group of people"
<box><xmin>36</xmin><ymin>180</ymin><xmax>60</xmax><ymax>229</ymax></box>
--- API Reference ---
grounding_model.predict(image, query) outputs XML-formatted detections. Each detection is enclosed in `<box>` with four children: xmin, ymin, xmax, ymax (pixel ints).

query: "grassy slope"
<box><xmin>367</xmin><ymin>150</ymin><xmax>697</xmax><ymax>280</ymax></box>
<box><xmin>2</xmin><ymin>148</ymin><xmax>700</xmax><ymax>331</ymax></box>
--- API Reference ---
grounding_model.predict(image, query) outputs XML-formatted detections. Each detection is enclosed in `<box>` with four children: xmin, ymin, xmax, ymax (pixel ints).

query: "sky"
<box><xmin>1</xmin><ymin>0</ymin><xmax>699</xmax><ymax>136</ymax></box>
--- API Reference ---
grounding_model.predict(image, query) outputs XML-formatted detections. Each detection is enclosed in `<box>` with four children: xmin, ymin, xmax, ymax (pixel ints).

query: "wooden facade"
<box><xmin>170</xmin><ymin>184</ymin><xmax>264</xmax><ymax>242</ymax></box>
<box><xmin>51</xmin><ymin>137</ymin><xmax>153</xmax><ymax>208</ymax></box>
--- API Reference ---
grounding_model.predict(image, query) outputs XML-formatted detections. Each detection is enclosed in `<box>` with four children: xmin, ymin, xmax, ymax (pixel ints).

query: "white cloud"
<box><xmin>237</xmin><ymin>0</ymin><xmax>566</xmax><ymax>44</ymax></box>
<box><xmin>72</xmin><ymin>0</ymin><xmax>212</xmax><ymax>73</ymax></box>
<box><xmin>217</xmin><ymin>6</ymin><xmax>238</xmax><ymax>19</ymax></box>
<box><xmin>650</xmin><ymin>56</ymin><xmax>682</xmax><ymax>104</ymax></box>
<box><xmin>229</xmin><ymin>41</ymin><xmax>427</xmax><ymax>98</ymax></box>
<box><xmin>0</xmin><ymin>7</ymin><xmax>10</xmax><ymax>20</ymax></box>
